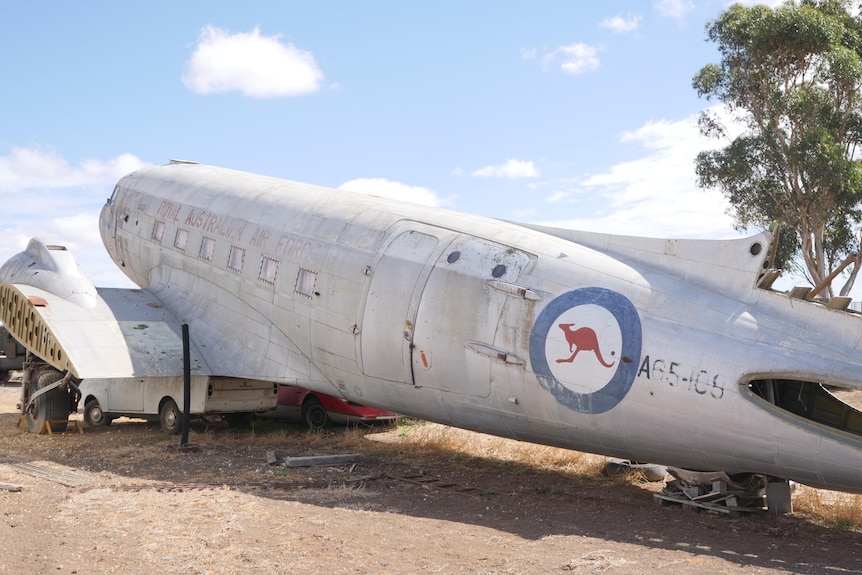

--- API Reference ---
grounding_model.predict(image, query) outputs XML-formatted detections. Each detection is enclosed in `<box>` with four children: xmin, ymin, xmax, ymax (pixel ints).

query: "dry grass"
<box><xmin>792</xmin><ymin>484</ymin><xmax>862</xmax><ymax>530</ymax></box>
<box><xmin>387</xmin><ymin>419</ymin><xmax>611</xmax><ymax>478</ymax></box>
<box><xmin>185</xmin><ymin>418</ymin><xmax>374</xmax><ymax>452</ymax></box>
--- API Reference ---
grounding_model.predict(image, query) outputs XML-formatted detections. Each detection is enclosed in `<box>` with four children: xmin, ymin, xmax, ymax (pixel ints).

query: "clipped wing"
<box><xmin>0</xmin><ymin>283</ymin><xmax>209</xmax><ymax>379</ymax></box>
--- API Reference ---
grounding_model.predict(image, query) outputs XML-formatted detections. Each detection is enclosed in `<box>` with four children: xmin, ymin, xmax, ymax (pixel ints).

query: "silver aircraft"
<box><xmin>1</xmin><ymin>161</ymin><xmax>861</xmax><ymax>492</ymax></box>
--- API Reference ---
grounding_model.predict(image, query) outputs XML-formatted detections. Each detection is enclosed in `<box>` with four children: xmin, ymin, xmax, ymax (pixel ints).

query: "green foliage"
<box><xmin>694</xmin><ymin>0</ymin><xmax>862</xmax><ymax>296</ymax></box>
<box><xmin>397</xmin><ymin>417</ymin><xmax>415</xmax><ymax>437</ymax></box>
<box><xmin>833</xmin><ymin>516</ymin><xmax>856</xmax><ymax>531</ymax></box>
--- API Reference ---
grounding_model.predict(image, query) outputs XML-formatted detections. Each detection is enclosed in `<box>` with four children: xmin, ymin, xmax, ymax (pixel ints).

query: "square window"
<box><xmin>259</xmin><ymin>256</ymin><xmax>279</xmax><ymax>284</ymax></box>
<box><xmin>199</xmin><ymin>237</ymin><xmax>215</xmax><ymax>261</ymax></box>
<box><xmin>152</xmin><ymin>221</ymin><xmax>165</xmax><ymax>242</ymax></box>
<box><xmin>174</xmin><ymin>229</ymin><xmax>189</xmax><ymax>251</ymax></box>
<box><xmin>228</xmin><ymin>246</ymin><xmax>245</xmax><ymax>272</ymax></box>
<box><xmin>296</xmin><ymin>268</ymin><xmax>317</xmax><ymax>297</ymax></box>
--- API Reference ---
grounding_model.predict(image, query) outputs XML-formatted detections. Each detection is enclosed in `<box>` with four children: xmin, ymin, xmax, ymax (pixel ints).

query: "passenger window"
<box><xmin>152</xmin><ymin>221</ymin><xmax>165</xmax><ymax>242</ymax></box>
<box><xmin>259</xmin><ymin>256</ymin><xmax>279</xmax><ymax>284</ymax></box>
<box><xmin>228</xmin><ymin>246</ymin><xmax>245</xmax><ymax>272</ymax></box>
<box><xmin>174</xmin><ymin>229</ymin><xmax>189</xmax><ymax>251</ymax></box>
<box><xmin>296</xmin><ymin>268</ymin><xmax>317</xmax><ymax>297</ymax></box>
<box><xmin>199</xmin><ymin>237</ymin><xmax>215</xmax><ymax>261</ymax></box>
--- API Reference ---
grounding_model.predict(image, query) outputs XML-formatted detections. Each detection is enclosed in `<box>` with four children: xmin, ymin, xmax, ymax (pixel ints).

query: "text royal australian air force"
<box><xmin>154</xmin><ymin>198</ymin><xmax>313</xmax><ymax>258</ymax></box>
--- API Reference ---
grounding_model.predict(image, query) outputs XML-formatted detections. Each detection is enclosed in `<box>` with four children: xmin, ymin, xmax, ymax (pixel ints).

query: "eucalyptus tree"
<box><xmin>693</xmin><ymin>0</ymin><xmax>862</xmax><ymax>296</ymax></box>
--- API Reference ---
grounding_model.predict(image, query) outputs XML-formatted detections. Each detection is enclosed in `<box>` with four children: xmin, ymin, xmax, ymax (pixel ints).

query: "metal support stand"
<box><xmin>181</xmin><ymin>323</ymin><xmax>191</xmax><ymax>447</ymax></box>
<box><xmin>766</xmin><ymin>479</ymin><xmax>793</xmax><ymax>515</ymax></box>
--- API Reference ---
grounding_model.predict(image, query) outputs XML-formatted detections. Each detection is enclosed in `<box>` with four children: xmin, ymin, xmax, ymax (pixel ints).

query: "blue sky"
<box><xmin>0</xmin><ymin>0</ymin><xmax>782</xmax><ymax>288</ymax></box>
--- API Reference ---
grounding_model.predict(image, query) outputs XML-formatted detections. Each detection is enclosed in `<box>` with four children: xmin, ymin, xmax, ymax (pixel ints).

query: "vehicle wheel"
<box><xmin>301</xmin><ymin>396</ymin><xmax>329</xmax><ymax>430</ymax></box>
<box><xmin>25</xmin><ymin>370</ymin><xmax>69</xmax><ymax>433</ymax></box>
<box><xmin>83</xmin><ymin>398</ymin><xmax>112</xmax><ymax>427</ymax></box>
<box><xmin>159</xmin><ymin>398</ymin><xmax>181</xmax><ymax>435</ymax></box>
<box><xmin>225</xmin><ymin>412</ymin><xmax>252</xmax><ymax>429</ymax></box>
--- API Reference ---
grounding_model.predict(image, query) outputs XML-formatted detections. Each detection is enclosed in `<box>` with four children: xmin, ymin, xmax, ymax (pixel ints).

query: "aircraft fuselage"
<box><xmin>86</xmin><ymin>162</ymin><xmax>862</xmax><ymax>492</ymax></box>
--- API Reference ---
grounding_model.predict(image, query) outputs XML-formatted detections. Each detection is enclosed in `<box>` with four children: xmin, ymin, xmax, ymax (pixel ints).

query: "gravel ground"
<box><xmin>1</xmin><ymin>383</ymin><xmax>861</xmax><ymax>575</ymax></box>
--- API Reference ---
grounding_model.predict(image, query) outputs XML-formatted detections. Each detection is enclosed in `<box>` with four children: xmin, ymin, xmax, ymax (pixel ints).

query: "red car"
<box><xmin>262</xmin><ymin>385</ymin><xmax>397</xmax><ymax>429</ymax></box>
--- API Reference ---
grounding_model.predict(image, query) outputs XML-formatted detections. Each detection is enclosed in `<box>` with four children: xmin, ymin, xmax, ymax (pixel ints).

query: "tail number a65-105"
<box><xmin>637</xmin><ymin>355</ymin><xmax>725</xmax><ymax>400</ymax></box>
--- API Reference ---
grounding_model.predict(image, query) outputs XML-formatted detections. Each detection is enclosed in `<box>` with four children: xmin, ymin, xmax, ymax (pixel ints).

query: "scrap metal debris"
<box><xmin>654</xmin><ymin>467</ymin><xmax>767</xmax><ymax>514</ymax></box>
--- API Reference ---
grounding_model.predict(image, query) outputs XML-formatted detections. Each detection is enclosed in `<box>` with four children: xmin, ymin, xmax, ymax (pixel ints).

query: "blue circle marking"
<box><xmin>530</xmin><ymin>287</ymin><xmax>642</xmax><ymax>414</ymax></box>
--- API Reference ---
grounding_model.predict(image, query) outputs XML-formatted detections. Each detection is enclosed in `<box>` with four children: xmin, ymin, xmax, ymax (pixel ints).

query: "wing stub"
<box><xmin>0</xmin><ymin>283</ymin><xmax>75</xmax><ymax>376</ymax></box>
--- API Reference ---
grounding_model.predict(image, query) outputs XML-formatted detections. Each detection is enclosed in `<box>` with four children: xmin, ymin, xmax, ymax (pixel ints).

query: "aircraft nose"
<box><xmin>99</xmin><ymin>202</ymin><xmax>117</xmax><ymax>260</ymax></box>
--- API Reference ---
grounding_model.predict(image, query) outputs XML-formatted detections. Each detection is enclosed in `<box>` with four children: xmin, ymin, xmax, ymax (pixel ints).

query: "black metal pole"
<box><xmin>181</xmin><ymin>323</ymin><xmax>191</xmax><ymax>447</ymax></box>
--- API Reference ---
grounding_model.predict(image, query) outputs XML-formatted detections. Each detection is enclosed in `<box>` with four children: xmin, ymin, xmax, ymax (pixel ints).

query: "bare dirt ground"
<box><xmin>1</xmin><ymin>382</ymin><xmax>861</xmax><ymax>575</ymax></box>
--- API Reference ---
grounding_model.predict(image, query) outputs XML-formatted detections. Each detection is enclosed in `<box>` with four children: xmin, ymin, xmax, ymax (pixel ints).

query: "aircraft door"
<box><xmin>360</xmin><ymin>230</ymin><xmax>440</xmax><ymax>383</ymax></box>
<box><xmin>412</xmin><ymin>236</ymin><xmax>532</xmax><ymax>397</ymax></box>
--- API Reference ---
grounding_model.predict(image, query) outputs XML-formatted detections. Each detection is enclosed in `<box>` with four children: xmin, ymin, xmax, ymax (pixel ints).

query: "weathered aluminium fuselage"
<box><xmin>4</xmin><ymin>161</ymin><xmax>862</xmax><ymax>491</ymax></box>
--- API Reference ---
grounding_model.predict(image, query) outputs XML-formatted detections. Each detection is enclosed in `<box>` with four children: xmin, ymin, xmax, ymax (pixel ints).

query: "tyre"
<box><xmin>83</xmin><ymin>398</ymin><xmax>112</xmax><ymax>427</ymax></box>
<box><xmin>24</xmin><ymin>369</ymin><xmax>69</xmax><ymax>433</ymax></box>
<box><xmin>301</xmin><ymin>396</ymin><xmax>329</xmax><ymax>430</ymax></box>
<box><xmin>159</xmin><ymin>398</ymin><xmax>181</xmax><ymax>435</ymax></box>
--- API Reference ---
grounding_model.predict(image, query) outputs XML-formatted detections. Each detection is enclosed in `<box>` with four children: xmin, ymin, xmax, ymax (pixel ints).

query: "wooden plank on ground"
<box><xmin>284</xmin><ymin>454</ymin><xmax>363</xmax><ymax>467</ymax></box>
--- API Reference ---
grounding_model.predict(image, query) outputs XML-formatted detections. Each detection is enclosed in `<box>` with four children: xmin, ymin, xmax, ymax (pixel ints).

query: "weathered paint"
<box><xmin>1</xmin><ymin>162</ymin><xmax>862</xmax><ymax>492</ymax></box>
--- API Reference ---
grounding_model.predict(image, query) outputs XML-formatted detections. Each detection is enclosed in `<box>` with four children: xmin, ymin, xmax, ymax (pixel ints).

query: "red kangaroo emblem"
<box><xmin>555</xmin><ymin>323</ymin><xmax>615</xmax><ymax>368</ymax></box>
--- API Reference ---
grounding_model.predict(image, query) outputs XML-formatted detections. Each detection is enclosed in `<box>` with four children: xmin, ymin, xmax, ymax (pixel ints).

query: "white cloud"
<box><xmin>0</xmin><ymin>148</ymin><xmax>145</xmax><ymax>287</ymax></box>
<box><xmin>541</xmin><ymin>43</ymin><xmax>601</xmax><ymax>75</ymax></box>
<box><xmin>653</xmin><ymin>0</ymin><xmax>694</xmax><ymax>20</ymax></box>
<box><xmin>472</xmin><ymin>159</ymin><xmax>539</xmax><ymax>179</ymax></box>
<box><xmin>600</xmin><ymin>14</ymin><xmax>642</xmax><ymax>33</ymax></box>
<box><xmin>182</xmin><ymin>26</ymin><xmax>324</xmax><ymax>98</ymax></box>
<box><xmin>338</xmin><ymin>178</ymin><xmax>448</xmax><ymax>207</ymax></box>
<box><xmin>0</xmin><ymin>148</ymin><xmax>143</xmax><ymax>194</ymax></box>
<box><xmin>536</xmin><ymin>107</ymin><xmax>743</xmax><ymax>239</ymax></box>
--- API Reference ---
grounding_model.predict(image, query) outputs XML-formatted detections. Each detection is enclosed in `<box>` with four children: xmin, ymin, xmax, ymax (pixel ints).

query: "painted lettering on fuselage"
<box><xmin>276</xmin><ymin>234</ymin><xmax>312</xmax><ymax>261</ymax></box>
<box><xmin>182</xmin><ymin>208</ymin><xmax>246</xmax><ymax>241</ymax></box>
<box><xmin>249</xmin><ymin>226</ymin><xmax>271</xmax><ymax>249</ymax></box>
<box><xmin>144</xmin><ymin>196</ymin><xmax>320</xmax><ymax>256</ymax></box>
<box><xmin>156</xmin><ymin>200</ymin><xmax>181</xmax><ymax>222</ymax></box>
<box><xmin>637</xmin><ymin>355</ymin><xmax>725</xmax><ymax>399</ymax></box>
